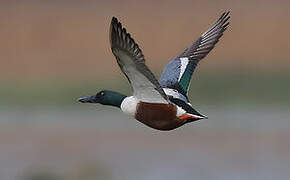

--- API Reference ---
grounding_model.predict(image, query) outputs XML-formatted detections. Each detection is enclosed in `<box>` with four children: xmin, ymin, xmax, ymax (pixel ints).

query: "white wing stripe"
<box><xmin>178</xmin><ymin>57</ymin><xmax>189</xmax><ymax>81</ymax></box>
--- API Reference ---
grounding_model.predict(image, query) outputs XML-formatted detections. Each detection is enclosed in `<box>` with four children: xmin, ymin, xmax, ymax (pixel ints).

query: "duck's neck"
<box><xmin>101</xmin><ymin>91</ymin><xmax>127</xmax><ymax>108</ymax></box>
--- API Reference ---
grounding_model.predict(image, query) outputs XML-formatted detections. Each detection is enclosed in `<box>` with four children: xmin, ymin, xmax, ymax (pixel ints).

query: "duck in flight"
<box><xmin>78</xmin><ymin>12</ymin><xmax>230</xmax><ymax>130</ymax></box>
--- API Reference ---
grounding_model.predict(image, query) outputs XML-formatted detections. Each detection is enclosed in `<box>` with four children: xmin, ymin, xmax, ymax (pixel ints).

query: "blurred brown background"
<box><xmin>0</xmin><ymin>0</ymin><xmax>290</xmax><ymax>180</ymax></box>
<box><xmin>1</xmin><ymin>0</ymin><xmax>290</xmax><ymax>80</ymax></box>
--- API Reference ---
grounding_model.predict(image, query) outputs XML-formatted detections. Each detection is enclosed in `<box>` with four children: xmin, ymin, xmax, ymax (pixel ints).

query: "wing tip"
<box><xmin>220</xmin><ymin>11</ymin><xmax>231</xmax><ymax>26</ymax></box>
<box><xmin>111</xmin><ymin>16</ymin><xmax>118</xmax><ymax>22</ymax></box>
<box><xmin>109</xmin><ymin>16</ymin><xmax>144</xmax><ymax>58</ymax></box>
<box><xmin>174</xmin><ymin>11</ymin><xmax>230</xmax><ymax>67</ymax></box>
<box><xmin>110</xmin><ymin>16</ymin><xmax>125</xmax><ymax>49</ymax></box>
<box><xmin>110</xmin><ymin>16</ymin><xmax>120</xmax><ymax>30</ymax></box>
<box><xmin>220</xmin><ymin>11</ymin><xmax>230</xmax><ymax>18</ymax></box>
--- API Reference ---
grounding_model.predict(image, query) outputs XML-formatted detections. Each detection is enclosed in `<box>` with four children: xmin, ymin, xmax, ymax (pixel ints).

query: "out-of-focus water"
<box><xmin>0</xmin><ymin>105</ymin><xmax>290</xmax><ymax>180</ymax></box>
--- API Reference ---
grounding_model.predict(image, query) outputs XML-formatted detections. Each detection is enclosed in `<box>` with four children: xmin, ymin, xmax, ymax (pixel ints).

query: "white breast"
<box><xmin>120</xmin><ymin>96</ymin><xmax>139</xmax><ymax>116</ymax></box>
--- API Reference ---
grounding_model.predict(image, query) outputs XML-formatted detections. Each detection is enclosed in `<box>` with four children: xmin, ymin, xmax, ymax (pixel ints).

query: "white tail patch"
<box><xmin>176</xmin><ymin>106</ymin><xmax>207</xmax><ymax>119</ymax></box>
<box><xmin>178</xmin><ymin>57</ymin><xmax>189</xmax><ymax>81</ymax></box>
<box><xmin>176</xmin><ymin>106</ymin><xmax>186</xmax><ymax>117</ymax></box>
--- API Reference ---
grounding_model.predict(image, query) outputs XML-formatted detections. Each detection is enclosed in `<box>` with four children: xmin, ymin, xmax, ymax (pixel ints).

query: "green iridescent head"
<box><xmin>78</xmin><ymin>90</ymin><xmax>127</xmax><ymax>108</ymax></box>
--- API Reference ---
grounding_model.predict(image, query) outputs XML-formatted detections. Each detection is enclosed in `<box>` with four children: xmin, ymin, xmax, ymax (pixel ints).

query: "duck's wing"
<box><xmin>110</xmin><ymin>17</ymin><xmax>168</xmax><ymax>103</ymax></box>
<box><xmin>159</xmin><ymin>12</ymin><xmax>230</xmax><ymax>96</ymax></box>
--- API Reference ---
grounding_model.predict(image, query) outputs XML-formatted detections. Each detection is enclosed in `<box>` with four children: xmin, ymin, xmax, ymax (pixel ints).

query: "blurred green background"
<box><xmin>1</xmin><ymin>0</ymin><xmax>290</xmax><ymax>180</ymax></box>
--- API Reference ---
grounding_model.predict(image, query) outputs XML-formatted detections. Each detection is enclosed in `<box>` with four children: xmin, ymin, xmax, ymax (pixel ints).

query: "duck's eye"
<box><xmin>100</xmin><ymin>91</ymin><xmax>105</xmax><ymax>96</ymax></box>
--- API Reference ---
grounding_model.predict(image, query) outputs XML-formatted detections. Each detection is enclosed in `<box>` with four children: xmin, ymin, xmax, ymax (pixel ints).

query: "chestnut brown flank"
<box><xmin>135</xmin><ymin>102</ymin><xmax>185</xmax><ymax>131</ymax></box>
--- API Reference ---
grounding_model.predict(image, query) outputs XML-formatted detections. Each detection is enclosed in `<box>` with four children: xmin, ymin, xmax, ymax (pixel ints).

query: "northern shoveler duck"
<box><xmin>78</xmin><ymin>12</ymin><xmax>230</xmax><ymax>131</ymax></box>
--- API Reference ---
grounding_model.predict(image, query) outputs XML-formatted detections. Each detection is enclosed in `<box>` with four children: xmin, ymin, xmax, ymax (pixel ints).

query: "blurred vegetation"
<box><xmin>22</xmin><ymin>171</ymin><xmax>60</xmax><ymax>180</ymax></box>
<box><xmin>2</xmin><ymin>71</ymin><xmax>290</xmax><ymax>107</ymax></box>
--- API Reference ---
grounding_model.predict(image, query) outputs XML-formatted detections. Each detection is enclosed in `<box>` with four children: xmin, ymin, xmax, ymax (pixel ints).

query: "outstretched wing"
<box><xmin>110</xmin><ymin>17</ymin><xmax>168</xmax><ymax>103</ymax></box>
<box><xmin>159</xmin><ymin>12</ymin><xmax>230</xmax><ymax>96</ymax></box>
